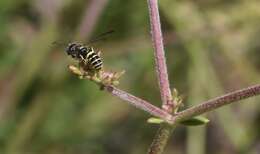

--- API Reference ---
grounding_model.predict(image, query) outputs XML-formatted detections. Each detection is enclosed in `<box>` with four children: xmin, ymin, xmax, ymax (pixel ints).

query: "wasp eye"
<box><xmin>66</xmin><ymin>43</ymin><xmax>77</xmax><ymax>55</ymax></box>
<box><xmin>65</xmin><ymin>46</ymin><xmax>70</xmax><ymax>54</ymax></box>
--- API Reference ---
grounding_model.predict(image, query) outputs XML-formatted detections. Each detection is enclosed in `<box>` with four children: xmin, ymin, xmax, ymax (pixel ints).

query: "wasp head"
<box><xmin>66</xmin><ymin>42</ymin><xmax>78</xmax><ymax>58</ymax></box>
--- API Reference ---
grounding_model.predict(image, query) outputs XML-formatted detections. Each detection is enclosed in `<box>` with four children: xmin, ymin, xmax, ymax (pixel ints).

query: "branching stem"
<box><xmin>172</xmin><ymin>84</ymin><xmax>260</xmax><ymax>123</ymax></box>
<box><xmin>147</xmin><ymin>0</ymin><xmax>175</xmax><ymax>154</ymax></box>
<box><xmin>103</xmin><ymin>86</ymin><xmax>174</xmax><ymax>123</ymax></box>
<box><xmin>68</xmin><ymin>1</ymin><xmax>260</xmax><ymax>154</ymax></box>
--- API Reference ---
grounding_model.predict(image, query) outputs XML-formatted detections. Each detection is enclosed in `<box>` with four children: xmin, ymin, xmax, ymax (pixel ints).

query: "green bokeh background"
<box><xmin>0</xmin><ymin>0</ymin><xmax>260</xmax><ymax>154</ymax></box>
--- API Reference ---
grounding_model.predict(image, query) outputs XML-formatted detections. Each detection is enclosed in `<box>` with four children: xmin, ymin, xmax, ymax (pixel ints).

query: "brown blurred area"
<box><xmin>0</xmin><ymin>0</ymin><xmax>260</xmax><ymax>154</ymax></box>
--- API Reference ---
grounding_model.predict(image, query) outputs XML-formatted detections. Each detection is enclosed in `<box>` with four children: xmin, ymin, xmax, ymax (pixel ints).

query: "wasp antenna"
<box><xmin>52</xmin><ymin>41</ymin><xmax>67</xmax><ymax>47</ymax></box>
<box><xmin>52</xmin><ymin>41</ymin><xmax>59</xmax><ymax>45</ymax></box>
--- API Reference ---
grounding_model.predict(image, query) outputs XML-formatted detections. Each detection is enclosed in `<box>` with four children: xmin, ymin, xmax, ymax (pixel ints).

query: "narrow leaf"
<box><xmin>180</xmin><ymin>116</ymin><xmax>209</xmax><ymax>126</ymax></box>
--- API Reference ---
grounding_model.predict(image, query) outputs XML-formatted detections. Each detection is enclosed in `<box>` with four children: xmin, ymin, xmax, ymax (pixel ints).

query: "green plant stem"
<box><xmin>148</xmin><ymin>124</ymin><xmax>175</xmax><ymax>154</ymax></box>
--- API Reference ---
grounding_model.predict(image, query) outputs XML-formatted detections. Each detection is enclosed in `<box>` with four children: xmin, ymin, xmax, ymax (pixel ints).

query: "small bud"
<box><xmin>147</xmin><ymin>117</ymin><xmax>165</xmax><ymax>124</ymax></box>
<box><xmin>114</xmin><ymin>70</ymin><xmax>125</xmax><ymax>79</ymax></box>
<box><xmin>112</xmin><ymin>81</ymin><xmax>120</xmax><ymax>86</ymax></box>
<box><xmin>171</xmin><ymin>88</ymin><xmax>184</xmax><ymax>110</ymax></box>
<box><xmin>172</xmin><ymin>88</ymin><xmax>178</xmax><ymax>98</ymax></box>
<box><xmin>68</xmin><ymin>65</ymin><xmax>83</xmax><ymax>76</ymax></box>
<box><xmin>99</xmin><ymin>70</ymin><xmax>125</xmax><ymax>86</ymax></box>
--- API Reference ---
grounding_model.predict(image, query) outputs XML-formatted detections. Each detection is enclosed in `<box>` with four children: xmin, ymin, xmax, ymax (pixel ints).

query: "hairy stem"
<box><xmin>147</xmin><ymin>0</ymin><xmax>173</xmax><ymax>112</ymax></box>
<box><xmin>103</xmin><ymin>86</ymin><xmax>174</xmax><ymax>123</ymax></box>
<box><xmin>147</xmin><ymin>0</ymin><xmax>175</xmax><ymax>154</ymax></box>
<box><xmin>172</xmin><ymin>84</ymin><xmax>260</xmax><ymax>123</ymax></box>
<box><xmin>68</xmin><ymin>65</ymin><xmax>175</xmax><ymax>123</ymax></box>
<box><xmin>148</xmin><ymin>124</ymin><xmax>175</xmax><ymax>154</ymax></box>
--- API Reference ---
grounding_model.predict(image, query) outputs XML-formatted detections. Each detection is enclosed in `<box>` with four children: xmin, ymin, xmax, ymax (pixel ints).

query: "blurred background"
<box><xmin>0</xmin><ymin>0</ymin><xmax>260</xmax><ymax>154</ymax></box>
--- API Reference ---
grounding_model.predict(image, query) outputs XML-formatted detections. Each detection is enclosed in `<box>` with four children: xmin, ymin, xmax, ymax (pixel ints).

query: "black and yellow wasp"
<box><xmin>65</xmin><ymin>43</ymin><xmax>103</xmax><ymax>71</ymax></box>
<box><xmin>54</xmin><ymin>30</ymin><xmax>114</xmax><ymax>72</ymax></box>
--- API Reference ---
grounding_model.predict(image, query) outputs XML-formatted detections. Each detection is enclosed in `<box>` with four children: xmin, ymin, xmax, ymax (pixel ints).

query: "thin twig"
<box><xmin>103</xmin><ymin>86</ymin><xmax>174</xmax><ymax>124</ymax></box>
<box><xmin>147</xmin><ymin>0</ymin><xmax>173</xmax><ymax>112</ymax></box>
<box><xmin>172</xmin><ymin>84</ymin><xmax>260</xmax><ymax>123</ymax></box>
<box><xmin>76</xmin><ymin>0</ymin><xmax>109</xmax><ymax>41</ymax></box>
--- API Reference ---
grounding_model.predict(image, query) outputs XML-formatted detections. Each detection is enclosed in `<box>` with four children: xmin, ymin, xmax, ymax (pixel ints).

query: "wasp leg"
<box><xmin>80</xmin><ymin>55</ymin><xmax>87</xmax><ymax>64</ymax></box>
<box><xmin>97</xmin><ymin>51</ymin><xmax>102</xmax><ymax>57</ymax></box>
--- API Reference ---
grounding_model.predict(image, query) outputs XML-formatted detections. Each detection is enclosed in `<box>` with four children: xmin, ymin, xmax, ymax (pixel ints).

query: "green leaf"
<box><xmin>147</xmin><ymin>117</ymin><xmax>165</xmax><ymax>124</ymax></box>
<box><xmin>180</xmin><ymin>116</ymin><xmax>209</xmax><ymax>126</ymax></box>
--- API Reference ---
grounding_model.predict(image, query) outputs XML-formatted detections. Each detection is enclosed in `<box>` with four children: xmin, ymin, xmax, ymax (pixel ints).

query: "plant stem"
<box><xmin>172</xmin><ymin>84</ymin><xmax>260</xmax><ymax>123</ymax></box>
<box><xmin>68</xmin><ymin>65</ymin><xmax>175</xmax><ymax>123</ymax></box>
<box><xmin>103</xmin><ymin>86</ymin><xmax>174</xmax><ymax>123</ymax></box>
<box><xmin>147</xmin><ymin>0</ymin><xmax>174</xmax><ymax>112</ymax></box>
<box><xmin>147</xmin><ymin>124</ymin><xmax>175</xmax><ymax>154</ymax></box>
<box><xmin>147</xmin><ymin>0</ymin><xmax>175</xmax><ymax>154</ymax></box>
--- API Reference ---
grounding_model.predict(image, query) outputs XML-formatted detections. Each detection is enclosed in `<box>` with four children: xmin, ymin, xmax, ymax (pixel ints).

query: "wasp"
<box><xmin>53</xmin><ymin>30</ymin><xmax>114</xmax><ymax>73</ymax></box>
<box><xmin>61</xmin><ymin>30</ymin><xmax>125</xmax><ymax>86</ymax></box>
<box><xmin>65</xmin><ymin>43</ymin><xmax>103</xmax><ymax>72</ymax></box>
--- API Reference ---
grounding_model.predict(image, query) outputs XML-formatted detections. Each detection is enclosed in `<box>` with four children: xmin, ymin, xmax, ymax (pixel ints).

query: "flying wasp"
<box><xmin>54</xmin><ymin>30</ymin><xmax>114</xmax><ymax>73</ymax></box>
<box><xmin>65</xmin><ymin>42</ymin><xmax>103</xmax><ymax>71</ymax></box>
